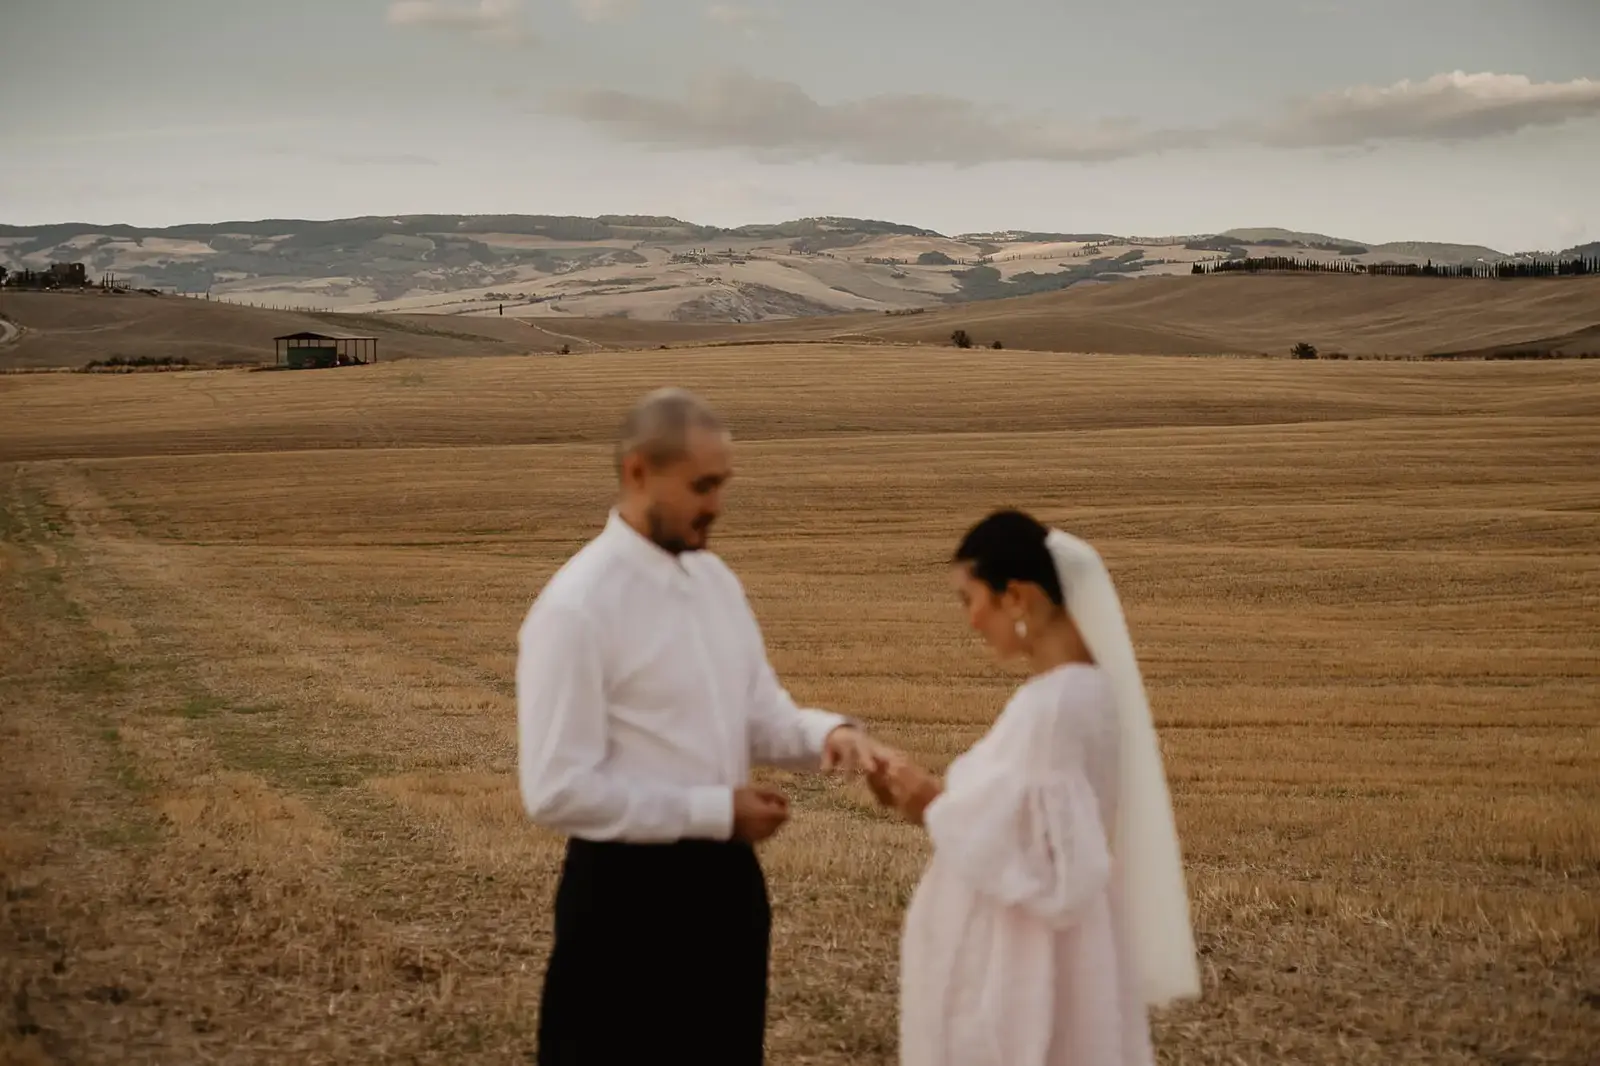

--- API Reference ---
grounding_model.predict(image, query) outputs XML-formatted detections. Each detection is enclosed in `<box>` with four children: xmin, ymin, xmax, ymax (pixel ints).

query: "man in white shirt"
<box><xmin>518</xmin><ymin>387</ymin><xmax>887</xmax><ymax>1065</ymax></box>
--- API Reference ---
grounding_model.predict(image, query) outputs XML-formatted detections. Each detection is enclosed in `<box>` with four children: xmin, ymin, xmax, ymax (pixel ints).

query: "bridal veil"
<box><xmin>1044</xmin><ymin>529</ymin><xmax>1201</xmax><ymax>1007</ymax></box>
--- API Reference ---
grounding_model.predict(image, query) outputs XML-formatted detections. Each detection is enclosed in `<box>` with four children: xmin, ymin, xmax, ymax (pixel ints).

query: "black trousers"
<box><xmin>536</xmin><ymin>837</ymin><xmax>772</xmax><ymax>1066</ymax></box>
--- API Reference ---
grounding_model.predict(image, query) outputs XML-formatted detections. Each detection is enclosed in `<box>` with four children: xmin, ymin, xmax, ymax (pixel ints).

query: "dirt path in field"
<box><xmin>522</xmin><ymin>320</ymin><xmax>604</xmax><ymax>352</ymax></box>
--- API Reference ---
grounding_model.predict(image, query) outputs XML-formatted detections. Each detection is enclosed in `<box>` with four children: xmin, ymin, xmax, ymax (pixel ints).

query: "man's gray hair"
<box><xmin>615</xmin><ymin>387</ymin><xmax>725</xmax><ymax>473</ymax></box>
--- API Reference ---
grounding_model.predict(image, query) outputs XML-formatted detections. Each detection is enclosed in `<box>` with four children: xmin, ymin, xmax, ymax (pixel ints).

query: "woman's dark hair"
<box><xmin>952</xmin><ymin>509</ymin><xmax>1064</xmax><ymax>606</ymax></box>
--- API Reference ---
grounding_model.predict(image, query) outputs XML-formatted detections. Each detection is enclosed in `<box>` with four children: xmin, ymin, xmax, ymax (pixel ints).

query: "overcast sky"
<box><xmin>2</xmin><ymin>0</ymin><xmax>1597</xmax><ymax>250</ymax></box>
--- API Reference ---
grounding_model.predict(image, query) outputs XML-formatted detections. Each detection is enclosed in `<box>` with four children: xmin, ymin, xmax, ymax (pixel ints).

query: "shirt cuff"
<box><xmin>798</xmin><ymin>709</ymin><xmax>857</xmax><ymax>759</ymax></box>
<box><xmin>685</xmin><ymin>785</ymin><xmax>735</xmax><ymax>840</ymax></box>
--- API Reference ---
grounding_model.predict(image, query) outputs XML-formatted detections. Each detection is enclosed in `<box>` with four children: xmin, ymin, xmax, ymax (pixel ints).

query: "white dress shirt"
<box><xmin>517</xmin><ymin>510</ymin><xmax>850</xmax><ymax>843</ymax></box>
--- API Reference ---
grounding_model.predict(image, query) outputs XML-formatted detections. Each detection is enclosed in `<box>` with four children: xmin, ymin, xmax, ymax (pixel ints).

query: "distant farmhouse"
<box><xmin>0</xmin><ymin>261</ymin><xmax>92</xmax><ymax>290</ymax></box>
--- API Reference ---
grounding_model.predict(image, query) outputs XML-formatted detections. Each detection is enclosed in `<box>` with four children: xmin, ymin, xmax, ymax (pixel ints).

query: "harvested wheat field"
<box><xmin>2</xmin><ymin>346</ymin><xmax>1598</xmax><ymax>1065</ymax></box>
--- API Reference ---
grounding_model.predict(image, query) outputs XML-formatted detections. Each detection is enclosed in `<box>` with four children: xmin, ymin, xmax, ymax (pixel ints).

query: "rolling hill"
<box><xmin>848</xmin><ymin>274</ymin><xmax>1600</xmax><ymax>357</ymax></box>
<box><xmin>0</xmin><ymin>214</ymin><xmax>1554</xmax><ymax>326</ymax></box>
<box><xmin>5</xmin><ymin>273</ymin><xmax>1598</xmax><ymax>369</ymax></box>
<box><xmin>0</xmin><ymin>289</ymin><xmax>746</xmax><ymax>369</ymax></box>
<box><xmin>1217</xmin><ymin>228</ymin><xmax>1508</xmax><ymax>263</ymax></box>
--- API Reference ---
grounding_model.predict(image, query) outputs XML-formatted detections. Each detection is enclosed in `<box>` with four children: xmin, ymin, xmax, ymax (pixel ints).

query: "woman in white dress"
<box><xmin>868</xmin><ymin>509</ymin><xmax>1201</xmax><ymax>1066</ymax></box>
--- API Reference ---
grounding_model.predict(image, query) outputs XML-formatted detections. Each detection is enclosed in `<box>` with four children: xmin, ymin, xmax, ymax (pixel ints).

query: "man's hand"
<box><xmin>732</xmin><ymin>785</ymin><xmax>790</xmax><ymax>843</ymax></box>
<box><xmin>821</xmin><ymin>725</ymin><xmax>892</xmax><ymax>774</ymax></box>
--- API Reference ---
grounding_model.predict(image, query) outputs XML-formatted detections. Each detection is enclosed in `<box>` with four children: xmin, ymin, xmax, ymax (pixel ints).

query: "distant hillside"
<box><xmin>0</xmin><ymin>289</ymin><xmax>580</xmax><ymax>368</ymax></box>
<box><xmin>1367</xmin><ymin>241</ymin><xmax>1508</xmax><ymax>262</ymax></box>
<box><xmin>0</xmin><ymin>215</ymin><xmax>1189</xmax><ymax>322</ymax></box>
<box><xmin>956</xmin><ymin>230</ymin><xmax>1121</xmax><ymax>243</ymax></box>
<box><xmin>0</xmin><ymin>214</ymin><xmax>1554</xmax><ymax>324</ymax></box>
<box><xmin>1219</xmin><ymin>227</ymin><xmax>1509</xmax><ymax>263</ymax></box>
<box><xmin>846</xmin><ymin>274</ymin><xmax>1600</xmax><ymax>357</ymax></box>
<box><xmin>1222</xmin><ymin>227</ymin><xmax>1366</xmax><ymax>247</ymax></box>
<box><xmin>6</xmin><ymin>273</ymin><xmax>1598</xmax><ymax>370</ymax></box>
<box><xmin>723</xmin><ymin>217</ymin><xmax>941</xmax><ymax>240</ymax></box>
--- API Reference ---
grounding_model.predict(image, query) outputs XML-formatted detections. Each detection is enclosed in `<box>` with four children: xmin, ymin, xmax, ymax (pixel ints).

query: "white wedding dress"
<box><xmin>898</xmin><ymin>663</ymin><xmax>1156</xmax><ymax>1066</ymax></box>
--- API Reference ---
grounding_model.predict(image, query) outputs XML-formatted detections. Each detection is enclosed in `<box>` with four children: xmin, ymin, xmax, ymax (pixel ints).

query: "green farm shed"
<box><xmin>273</xmin><ymin>331</ymin><xmax>378</xmax><ymax>369</ymax></box>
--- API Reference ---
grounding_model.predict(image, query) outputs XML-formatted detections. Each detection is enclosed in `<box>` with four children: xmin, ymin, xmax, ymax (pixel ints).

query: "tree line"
<box><xmin>1193</xmin><ymin>255</ymin><xmax>1600</xmax><ymax>278</ymax></box>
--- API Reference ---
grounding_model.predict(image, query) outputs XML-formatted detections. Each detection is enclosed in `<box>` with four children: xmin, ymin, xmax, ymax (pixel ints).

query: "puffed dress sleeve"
<box><xmin>921</xmin><ymin>684</ymin><xmax>1112</xmax><ymax>928</ymax></box>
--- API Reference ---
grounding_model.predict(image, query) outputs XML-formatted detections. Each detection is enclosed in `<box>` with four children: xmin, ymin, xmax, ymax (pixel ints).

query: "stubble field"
<box><xmin>2</xmin><ymin>345</ymin><xmax>1598</xmax><ymax>1065</ymax></box>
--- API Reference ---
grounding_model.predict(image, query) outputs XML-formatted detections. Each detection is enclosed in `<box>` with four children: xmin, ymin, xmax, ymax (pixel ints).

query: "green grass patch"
<box><xmin>85</xmin><ymin>820</ymin><xmax>161</xmax><ymax>848</ymax></box>
<box><xmin>173</xmin><ymin>694</ymin><xmax>229</xmax><ymax>719</ymax></box>
<box><xmin>213</xmin><ymin>722</ymin><xmax>395</xmax><ymax>792</ymax></box>
<box><xmin>72</xmin><ymin>658</ymin><xmax>124</xmax><ymax>694</ymax></box>
<box><xmin>96</xmin><ymin>724</ymin><xmax>152</xmax><ymax>796</ymax></box>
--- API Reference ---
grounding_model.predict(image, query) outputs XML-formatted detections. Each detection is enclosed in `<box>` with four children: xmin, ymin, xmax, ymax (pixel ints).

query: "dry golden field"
<box><xmin>2</xmin><ymin>346</ymin><xmax>1598</xmax><ymax>1065</ymax></box>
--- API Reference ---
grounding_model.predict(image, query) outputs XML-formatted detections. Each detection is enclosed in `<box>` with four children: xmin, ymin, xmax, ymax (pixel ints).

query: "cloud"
<box><xmin>1257</xmin><ymin>71</ymin><xmax>1600</xmax><ymax>147</ymax></box>
<box><xmin>386</xmin><ymin>0</ymin><xmax>535</xmax><ymax>45</ymax></box>
<box><xmin>547</xmin><ymin>70</ymin><xmax>1201</xmax><ymax>165</ymax></box>
<box><xmin>572</xmin><ymin>0</ymin><xmax>637</xmax><ymax>21</ymax></box>
<box><xmin>547</xmin><ymin>69</ymin><xmax>1600</xmax><ymax>165</ymax></box>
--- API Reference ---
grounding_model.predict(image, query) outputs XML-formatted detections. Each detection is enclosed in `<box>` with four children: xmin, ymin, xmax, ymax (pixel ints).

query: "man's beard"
<box><xmin>646</xmin><ymin>507</ymin><xmax>712</xmax><ymax>554</ymax></box>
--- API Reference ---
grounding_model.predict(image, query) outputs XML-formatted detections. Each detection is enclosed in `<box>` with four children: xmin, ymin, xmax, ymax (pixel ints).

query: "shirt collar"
<box><xmin>602</xmin><ymin>508</ymin><xmax>692</xmax><ymax>587</ymax></box>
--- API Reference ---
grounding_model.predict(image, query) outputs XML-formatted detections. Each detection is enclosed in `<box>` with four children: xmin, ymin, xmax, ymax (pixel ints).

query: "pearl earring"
<box><xmin>1014</xmin><ymin>617</ymin><xmax>1028</xmax><ymax>639</ymax></box>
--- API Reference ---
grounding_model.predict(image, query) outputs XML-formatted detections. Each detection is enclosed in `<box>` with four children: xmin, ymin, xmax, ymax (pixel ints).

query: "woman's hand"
<box><xmin>866</xmin><ymin>753</ymin><xmax>943</xmax><ymax>825</ymax></box>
